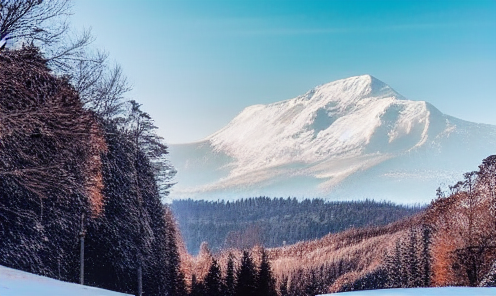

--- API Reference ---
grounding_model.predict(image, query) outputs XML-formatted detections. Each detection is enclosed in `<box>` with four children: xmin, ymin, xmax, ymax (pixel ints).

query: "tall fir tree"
<box><xmin>225</xmin><ymin>253</ymin><xmax>236</xmax><ymax>296</ymax></box>
<box><xmin>421</xmin><ymin>224</ymin><xmax>432</xmax><ymax>287</ymax></box>
<box><xmin>257</xmin><ymin>249</ymin><xmax>277</xmax><ymax>296</ymax></box>
<box><xmin>190</xmin><ymin>274</ymin><xmax>204</xmax><ymax>296</ymax></box>
<box><xmin>407</xmin><ymin>228</ymin><xmax>421</xmax><ymax>287</ymax></box>
<box><xmin>279</xmin><ymin>276</ymin><xmax>289</xmax><ymax>296</ymax></box>
<box><xmin>205</xmin><ymin>258</ymin><xmax>223</xmax><ymax>296</ymax></box>
<box><xmin>235</xmin><ymin>251</ymin><xmax>257</xmax><ymax>296</ymax></box>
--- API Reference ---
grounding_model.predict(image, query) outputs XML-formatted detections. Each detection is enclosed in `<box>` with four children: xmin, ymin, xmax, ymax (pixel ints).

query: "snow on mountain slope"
<box><xmin>0</xmin><ymin>265</ymin><xmax>131</xmax><ymax>296</ymax></box>
<box><xmin>168</xmin><ymin>75</ymin><xmax>496</xmax><ymax>203</ymax></box>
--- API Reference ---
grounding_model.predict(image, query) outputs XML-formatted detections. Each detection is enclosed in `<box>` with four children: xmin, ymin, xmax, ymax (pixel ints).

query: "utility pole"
<box><xmin>79</xmin><ymin>213</ymin><xmax>86</xmax><ymax>285</ymax></box>
<box><xmin>138</xmin><ymin>255</ymin><xmax>142</xmax><ymax>296</ymax></box>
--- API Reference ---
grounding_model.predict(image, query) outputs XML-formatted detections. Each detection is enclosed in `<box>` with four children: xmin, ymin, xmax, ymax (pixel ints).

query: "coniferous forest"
<box><xmin>179</xmin><ymin>158</ymin><xmax>495</xmax><ymax>295</ymax></box>
<box><xmin>172</xmin><ymin>198</ymin><xmax>423</xmax><ymax>254</ymax></box>
<box><xmin>0</xmin><ymin>45</ymin><xmax>185</xmax><ymax>296</ymax></box>
<box><xmin>1</xmin><ymin>1</ymin><xmax>496</xmax><ymax>296</ymax></box>
<box><xmin>0</xmin><ymin>1</ymin><xmax>183</xmax><ymax>295</ymax></box>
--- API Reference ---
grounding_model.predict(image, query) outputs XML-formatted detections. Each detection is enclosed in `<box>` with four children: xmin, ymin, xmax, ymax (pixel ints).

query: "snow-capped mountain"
<box><xmin>168</xmin><ymin>75</ymin><xmax>496</xmax><ymax>203</ymax></box>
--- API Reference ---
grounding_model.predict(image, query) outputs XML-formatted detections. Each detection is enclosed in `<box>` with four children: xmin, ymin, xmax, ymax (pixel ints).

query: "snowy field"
<box><xmin>0</xmin><ymin>265</ymin><xmax>132</xmax><ymax>296</ymax></box>
<box><xmin>2</xmin><ymin>264</ymin><xmax>495</xmax><ymax>296</ymax></box>
<box><xmin>319</xmin><ymin>287</ymin><xmax>496</xmax><ymax>296</ymax></box>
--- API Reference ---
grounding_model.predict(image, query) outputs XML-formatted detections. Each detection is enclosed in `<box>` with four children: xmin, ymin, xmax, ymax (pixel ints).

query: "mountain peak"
<box><xmin>314</xmin><ymin>74</ymin><xmax>399</xmax><ymax>101</ymax></box>
<box><xmin>169</xmin><ymin>75</ymin><xmax>496</xmax><ymax>203</ymax></box>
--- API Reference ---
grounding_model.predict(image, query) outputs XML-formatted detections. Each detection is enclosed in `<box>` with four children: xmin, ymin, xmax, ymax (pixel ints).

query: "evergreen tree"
<box><xmin>304</xmin><ymin>269</ymin><xmax>318</xmax><ymax>296</ymax></box>
<box><xmin>421</xmin><ymin>224</ymin><xmax>432</xmax><ymax>287</ymax></box>
<box><xmin>225</xmin><ymin>253</ymin><xmax>236</xmax><ymax>296</ymax></box>
<box><xmin>205</xmin><ymin>258</ymin><xmax>223</xmax><ymax>296</ymax></box>
<box><xmin>257</xmin><ymin>249</ymin><xmax>277</xmax><ymax>296</ymax></box>
<box><xmin>385</xmin><ymin>239</ymin><xmax>408</xmax><ymax>288</ymax></box>
<box><xmin>407</xmin><ymin>228</ymin><xmax>421</xmax><ymax>287</ymax></box>
<box><xmin>279</xmin><ymin>276</ymin><xmax>289</xmax><ymax>296</ymax></box>
<box><xmin>190</xmin><ymin>274</ymin><xmax>204</xmax><ymax>296</ymax></box>
<box><xmin>235</xmin><ymin>251</ymin><xmax>257</xmax><ymax>296</ymax></box>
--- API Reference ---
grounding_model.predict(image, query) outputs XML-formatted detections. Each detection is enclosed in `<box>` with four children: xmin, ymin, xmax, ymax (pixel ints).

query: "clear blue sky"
<box><xmin>71</xmin><ymin>0</ymin><xmax>496</xmax><ymax>144</ymax></box>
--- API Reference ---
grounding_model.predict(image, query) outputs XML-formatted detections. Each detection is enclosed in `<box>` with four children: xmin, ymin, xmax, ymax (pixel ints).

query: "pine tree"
<box><xmin>407</xmin><ymin>228</ymin><xmax>421</xmax><ymax>287</ymax></box>
<box><xmin>304</xmin><ymin>269</ymin><xmax>318</xmax><ymax>296</ymax></box>
<box><xmin>279</xmin><ymin>276</ymin><xmax>289</xmax><ymax>296</ymax></box>
<box><xmin>257</xmin><ymin>249</ymin><xmax>277</xmax><ymax>296</ymax></box>
<box><xmin>235</xmin><ymin>251</ymin><xmax>257</xmax><ymax>296</ymax></box>
<box><xmin>205</xmin><ymin>258</ymin><xmax>223</xmax><ymax>296</ymax></box>
<box><xmin>385</xmin><ymin>241</ymin><xmax>404</xmax><ymax>287</ymax></box>
<box><xmin>421</xmin><ymin>224</ymin><xmax>432</xmax><ymax>287</ymax></box>
<box><xmin>190</xmin><ymin>274</ymin><xmax>204</xmax><ymax>296</ymax></box>
<box><xmin>225</xmin><ymin>253</ymin><xmax>236</xmax><ymax>296</ymax></box>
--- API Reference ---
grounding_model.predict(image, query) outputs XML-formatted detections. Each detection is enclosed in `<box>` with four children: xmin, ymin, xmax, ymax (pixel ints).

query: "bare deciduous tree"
<box><xmin>0</xmin><ymin>0</ymin><xmax>71</xmax><ymax>47</ymax></box>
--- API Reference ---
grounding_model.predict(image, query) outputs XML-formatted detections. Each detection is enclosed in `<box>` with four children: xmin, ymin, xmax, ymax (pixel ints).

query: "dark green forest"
<box><xmin>172</xmin><ymin>197</ymin><xmax>424</xmax><ymax>254</ymax></box>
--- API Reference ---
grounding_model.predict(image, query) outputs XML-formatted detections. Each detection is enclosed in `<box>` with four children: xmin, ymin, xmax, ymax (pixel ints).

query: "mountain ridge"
<box><xmin>168</xmin><ymin>75</ymin><xmax>496</xmax><ymax>203</ymax></box>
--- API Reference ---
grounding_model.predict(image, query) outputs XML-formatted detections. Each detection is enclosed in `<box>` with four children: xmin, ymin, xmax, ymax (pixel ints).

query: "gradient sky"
<box><xmin>71</xmin><ymin>0</ymin><xmax>496</xmax><ymax>144</ymax></box>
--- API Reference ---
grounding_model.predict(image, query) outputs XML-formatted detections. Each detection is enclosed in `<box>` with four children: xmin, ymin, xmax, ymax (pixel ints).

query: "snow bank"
<box><xmin>0</xmin><ymin>265</ymin><xmax>132</xmax><ymax>296</ymax></box>
<box><xmin>318</xmin><ymin>287</ymin><xmax>496</xmax><ymax>296</ymax></box>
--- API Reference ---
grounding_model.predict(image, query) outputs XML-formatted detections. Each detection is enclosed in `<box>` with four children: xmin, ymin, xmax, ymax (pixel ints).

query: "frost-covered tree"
<box><xmin>480</xmin><ymin>261</ymin><xmax>496</xmax><ymax>287</ymax></box>
<box><xmin>420</xmin><ymin>224</ymin><xmax>432</xmax><ymax>287</ymax></box>
<box><xmin>279</xmin><ymin>276</ymin><xmax>289</xmax><ymax>296</ymax></box>
<box><xmin>83</xmin><ymin>118</ymin><xmax>182</xmax><ymax>296</ymax></box>
<box><xmin>1</xmin><ymin>2</ymin><xmax>181</xmax><ymax>295</ymax></box>
<box><xmin>406</xmin><ymin>228</ymin><xmax>421</xmax><ymax>287</ymax></box>
<box><xmin>0</xmin><ymin>47</ymin><xmax>106</xmax><ymax>281</ymax></box>
<box><xmin>478</xmin><ymin>155</ymin><xmax>496</xmax><ymax>230</ymax></box>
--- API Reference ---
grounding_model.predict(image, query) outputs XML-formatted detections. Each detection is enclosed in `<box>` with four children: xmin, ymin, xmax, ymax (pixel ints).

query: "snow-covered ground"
<box><xmin>318</xmin><ymin>287</ymin><xmax>496</xmax><ymax>296</ymax></box>
<box><xmin>0</xmin><ymin>265</ymin><xmax>132</xmax><ymax>296</ymax></box>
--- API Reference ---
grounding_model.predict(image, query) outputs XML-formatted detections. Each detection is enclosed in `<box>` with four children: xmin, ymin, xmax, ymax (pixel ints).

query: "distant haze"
<box><xmin>168</xmin><ymin>75</ymin><xmax>496</xmax><ymax>203</ymax></box>
<box><xmin>71</xmin><ymin>0</ymin><xmax>496</xmax><ymax>144</ymax></box>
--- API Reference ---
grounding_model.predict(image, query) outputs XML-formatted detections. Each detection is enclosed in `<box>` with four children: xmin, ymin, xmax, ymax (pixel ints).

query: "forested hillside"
<box><xmin>0</xmin><ymin>2</ymin><xmax>183</xmax><ymax>295</ymax></box>
<box><xmin>172</xmin><ymin>198</ymin><xmax>423</xmax><ymax>254</ymax></box>
<box><xmin>0</xmin><ymin>44</ymin><xmax>184</xmax><ymax>296</ymax></box>
<box><xmin>2</xmin><ymin>2</ymin><xmax>495</xmax><ymax>296</ymax></box>
<box><xmin>179</xmin><ymin>155</ymin><xmax>496</xmax><ymax>295</ymax></box>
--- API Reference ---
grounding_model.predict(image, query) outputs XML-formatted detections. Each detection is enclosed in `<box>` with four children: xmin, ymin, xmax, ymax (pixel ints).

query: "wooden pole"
<box><xmin>138</xmin><ymin>259</ymin><xmax>142</xmax><ymax>296</ymax></box>
<box><xmin>79</xmin><ymin>213</ymin><xmax>85</xmax><ymax>285</ymax></box>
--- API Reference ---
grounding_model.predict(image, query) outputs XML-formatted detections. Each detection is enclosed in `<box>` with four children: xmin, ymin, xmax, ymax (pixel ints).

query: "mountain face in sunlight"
<box><xmin>169</xmin><ymin>75</ymin><xmax>496</xmax><ymax>203</ymax></box>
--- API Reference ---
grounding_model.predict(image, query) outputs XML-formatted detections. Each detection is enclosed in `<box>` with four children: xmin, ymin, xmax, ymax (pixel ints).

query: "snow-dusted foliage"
<box><xmin>0</xmin><ymin>47</ymin><xmax>183</xmax><ymax>295</ymax></box>
<box><xmin>427</xmin><ymin>155</ymin><xmax>496</xmax><ymax>287</ymax></box>
<box><xmin>0</xmin><ymin>47</ymin><xmax>106</xmax><ymax>279</ymax></box>
<box><xmin>480</xmin><ymin>261</ymin><xmax>496</xmax><ymax>287</ymax></box>
<box><xmin>178</xmin><ymin>156</ymin><xmax>495</xmax><ymax>295</ymax></box>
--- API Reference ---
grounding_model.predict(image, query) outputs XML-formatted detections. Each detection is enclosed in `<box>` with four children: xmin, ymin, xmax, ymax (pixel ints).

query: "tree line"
<box><xmin>189</xmin><ymin>248</ymin><xmax>277</xmax><ymax>296</ymax></box>
<box><xmin>256</xmin><ymin>155</ymin><xmax>496</xmax><ymax>294</ymax></box>
<box><xmin>172</xmin><ymin>197</ymin><xmax>423</xmax><ymax>254</ymax></box>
